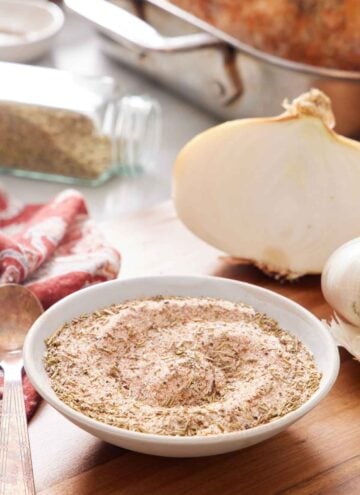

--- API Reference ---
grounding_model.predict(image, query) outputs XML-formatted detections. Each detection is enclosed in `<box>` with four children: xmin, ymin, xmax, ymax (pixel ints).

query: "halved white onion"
<box><xmin>173</xmin><ymin>90</ymin><xmax>360</xmax><ymax>279</ymax></box>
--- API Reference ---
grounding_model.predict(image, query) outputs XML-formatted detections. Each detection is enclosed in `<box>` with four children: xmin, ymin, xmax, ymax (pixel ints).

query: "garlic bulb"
<box><xmin>173</xmin><ymin>89</ymin><xmax>360</xmax><ymax>279</ymax></box>
<box><xmin>321</xmin><ymin>238</ymin><xmax>360</xmax><ymax>361</ymax></box>
<box><xmin>322</xmin><ymin>238</ymin><xmax>360</xmax><ymax>327</ymax></box>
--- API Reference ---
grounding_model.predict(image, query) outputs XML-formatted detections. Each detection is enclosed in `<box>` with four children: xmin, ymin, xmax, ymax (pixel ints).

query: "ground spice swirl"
<box><xmin>44</xmin><ymin>296</ymin><xmax>321</xmax><ymax>436</ymax></box>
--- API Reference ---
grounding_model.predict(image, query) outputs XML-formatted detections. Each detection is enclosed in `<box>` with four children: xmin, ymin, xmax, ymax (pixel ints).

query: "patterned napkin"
<box><xmin>0</xmin><ymin>185</ymin><xmax>121</xmax><ymax>419</ymax></box>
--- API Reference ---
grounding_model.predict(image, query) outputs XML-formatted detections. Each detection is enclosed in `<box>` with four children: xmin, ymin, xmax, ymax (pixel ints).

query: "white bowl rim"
<box><xmin>24</xmin><ymin>274</ymin><xmax>340</xmax><ymax>445</ymax></box>
<box><xmin>0</xmin><ymin>0</ymin><xmax>64</xmax><ymax>47</ymax></box>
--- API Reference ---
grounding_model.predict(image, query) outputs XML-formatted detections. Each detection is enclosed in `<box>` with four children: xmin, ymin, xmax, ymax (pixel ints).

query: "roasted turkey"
<box><xmin>171</xmin><ymin>0</ymin><xmax>360</xmax><ymax>70</ymax></box>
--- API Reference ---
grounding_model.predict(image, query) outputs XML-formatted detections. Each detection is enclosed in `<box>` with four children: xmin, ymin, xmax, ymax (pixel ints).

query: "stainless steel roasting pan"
<box><xmin>65</xmin><ymin>0</ymin><xmax>360</xmax><ymax>137</ymax></box>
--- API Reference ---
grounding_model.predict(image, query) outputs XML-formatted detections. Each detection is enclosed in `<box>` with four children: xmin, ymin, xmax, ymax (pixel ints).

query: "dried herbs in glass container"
<box><xmin>0</xmin><ymin>62</ymin><xmax>161</xmax><ymax>186</ymax></box>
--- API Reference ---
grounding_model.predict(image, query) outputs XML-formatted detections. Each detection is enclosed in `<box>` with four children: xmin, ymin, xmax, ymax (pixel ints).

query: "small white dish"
<box><xmin>0</xmin><ymin>0</ymin><xmax>64</xmax><ymax>63</ymax></box>
<box><xmin>24</xmin><ymin>275</ymin><xmax>339</xmax><ymax>457</ymax></box>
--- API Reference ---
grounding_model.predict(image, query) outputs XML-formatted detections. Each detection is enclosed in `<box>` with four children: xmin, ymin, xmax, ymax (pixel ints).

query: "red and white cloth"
<box><xmin>0</xmin><ymin>185</ymin><xmax>121</xmax><ymax>419</ymax></box>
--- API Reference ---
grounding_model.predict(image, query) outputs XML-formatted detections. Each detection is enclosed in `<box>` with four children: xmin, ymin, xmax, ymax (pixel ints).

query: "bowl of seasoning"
<box><xmin>24</xmin><ymin>275</ymin><xmax>339</xmax><ymax>457</ymax></box>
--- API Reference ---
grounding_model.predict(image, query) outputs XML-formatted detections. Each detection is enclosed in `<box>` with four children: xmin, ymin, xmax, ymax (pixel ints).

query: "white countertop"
<box><xmin>1</xmin><ymin>11</ymin><xmax>217</xmax><ymax>221</ymax></box>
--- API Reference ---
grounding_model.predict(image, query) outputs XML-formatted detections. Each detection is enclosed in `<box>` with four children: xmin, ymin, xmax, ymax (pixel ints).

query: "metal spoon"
<box><xmin>0</xmin><ymin>284</ymin><xmax>43</xmax><ymax>495</ymax></box>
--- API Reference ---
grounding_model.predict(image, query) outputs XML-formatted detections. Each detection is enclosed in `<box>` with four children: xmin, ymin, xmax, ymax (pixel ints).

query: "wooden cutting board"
<box><xmin>30</xmin><ymin>202</ymin><xmax>360</xmax><ymax>495</ymax></box>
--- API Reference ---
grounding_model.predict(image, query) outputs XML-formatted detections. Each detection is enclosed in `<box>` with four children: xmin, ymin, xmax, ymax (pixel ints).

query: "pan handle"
<box><xmin>65</xmin><ymin>0</ymin><xmax>220</xmax><ymax>52</ymax></box>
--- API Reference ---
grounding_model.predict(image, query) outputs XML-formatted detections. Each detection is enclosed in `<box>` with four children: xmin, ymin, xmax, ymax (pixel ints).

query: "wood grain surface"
<box><xmin>29</xmin><ymin>202</ymin><xmax>359</xmax><ymax>495</ymax></box>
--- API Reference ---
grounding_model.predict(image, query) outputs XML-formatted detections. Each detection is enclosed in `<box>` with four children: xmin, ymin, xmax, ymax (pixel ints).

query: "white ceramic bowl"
<box><xmin>0</xmin><ymin>0</ymin><xmax>64</xmax><ymax>63</ymax></box>
<box><xmin>24</xmin><ymin>275</ymin><xmax>339</xmax><ymax>457</ymax></box>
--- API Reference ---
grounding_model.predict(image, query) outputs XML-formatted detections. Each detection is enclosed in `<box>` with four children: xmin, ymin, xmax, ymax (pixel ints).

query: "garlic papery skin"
<box><xmin>323</xmin><ymin>315</ymin><xmax>360</xmax><ymax>361</ymax></box>
<box><xmin>322</xmin><ymin>237</ymin><xmax>360</xmax><ymax>327</ymax></box>
<box><xmin>173</xmin><ymin>89</ymin><xmax>360</xmax><ymax>279</ymax></box>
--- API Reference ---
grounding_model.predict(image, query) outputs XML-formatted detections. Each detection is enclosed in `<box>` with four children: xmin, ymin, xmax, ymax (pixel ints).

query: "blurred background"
<box><xmin>0</xmin><ymin>0</ymin><xmax>359</xmax><ymax>219</ymax></box>
<box><xmin>0</xmin><ymin>0</ymin><xmax>218</xmax><ymax>219</ymax></box>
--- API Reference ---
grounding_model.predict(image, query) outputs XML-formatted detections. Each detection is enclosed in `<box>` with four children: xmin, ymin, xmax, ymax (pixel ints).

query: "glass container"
<box><xmin>0</xmin><ymin>62</ymin><xmax>161</xmax><ymax>186</ymax></box>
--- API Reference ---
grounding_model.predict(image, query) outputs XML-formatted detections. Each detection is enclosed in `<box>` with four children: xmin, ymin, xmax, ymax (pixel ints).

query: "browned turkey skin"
<box><xmin>171</xmin><ymin>0</ymin><xmax>360</xmax><ymax>70</ymax></box>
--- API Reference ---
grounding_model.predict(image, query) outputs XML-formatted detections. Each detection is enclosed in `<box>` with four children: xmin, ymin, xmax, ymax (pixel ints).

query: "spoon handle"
<box><xmin>0</xmin><ymin>368</ymin><xmax>36</xmax><ymax>495</ymax></box>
